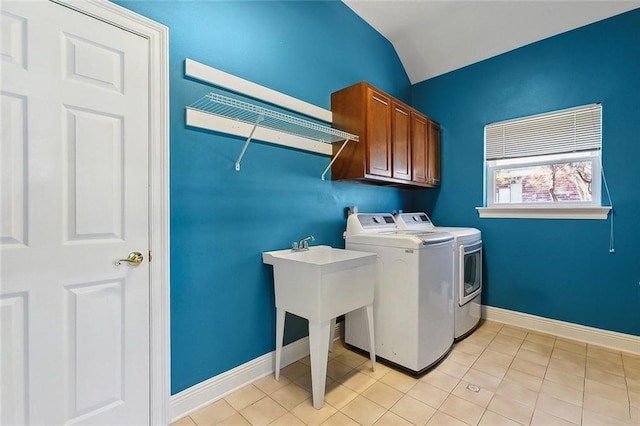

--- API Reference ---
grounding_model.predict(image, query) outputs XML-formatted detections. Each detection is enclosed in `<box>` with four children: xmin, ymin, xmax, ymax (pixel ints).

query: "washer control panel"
<box><xmin>345</xmin><ymin>213</ymin><xmax>398</xmax><ymax>238</ymax></box>
<box><xmin>357</xmin><ymin>214</ymin><xmax>396</xmax><ymax>228</ymax></box>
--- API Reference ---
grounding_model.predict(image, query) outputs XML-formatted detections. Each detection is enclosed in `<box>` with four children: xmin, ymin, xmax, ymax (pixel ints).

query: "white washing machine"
<box><xmin>344</xmin><ymin>213</ymin><xmax>455</xmax><ymax>374</ymax></box>
<box><xmin>396</xmin><ymin>212</ymin><xmax>482</xmax><ymax>341</ymax></box>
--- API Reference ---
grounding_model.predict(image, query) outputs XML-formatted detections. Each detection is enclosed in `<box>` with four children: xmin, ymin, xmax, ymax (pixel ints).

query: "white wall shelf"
<box><xmin>184</xmin><ymin>59</ymin><xmax>358</xmax><ymax>178</ymax></box>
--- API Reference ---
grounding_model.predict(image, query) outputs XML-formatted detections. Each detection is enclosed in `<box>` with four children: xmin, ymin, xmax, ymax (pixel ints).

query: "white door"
<box><xmin>1</xmin><ymin>1</ymin><xmax>151</xmax><ymax>424</ymax></box>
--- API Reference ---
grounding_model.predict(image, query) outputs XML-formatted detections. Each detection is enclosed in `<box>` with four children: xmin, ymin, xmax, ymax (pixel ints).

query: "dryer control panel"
<box><xmin>396</xmin><ymin>212</ymin><xmax>435</xmax><ymax>231</ymax></box>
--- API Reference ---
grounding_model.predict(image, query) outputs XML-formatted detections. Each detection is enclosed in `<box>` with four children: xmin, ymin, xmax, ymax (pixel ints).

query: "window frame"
<box><xmin>478</xmin><ymin>104</ymin><xmax>610</xmax><ymax>220</ymax></box>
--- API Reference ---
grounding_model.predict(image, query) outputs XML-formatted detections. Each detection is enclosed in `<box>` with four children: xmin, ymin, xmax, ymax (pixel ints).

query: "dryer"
<box><xmin>396</xmin><ymin>213</ymin><xmax>482</xmax><ymax>340</ymax></box>
<box><xmin>344</xmin><ymin>213</ymin><xmax>455</xmax><ymax>374</ymax></box>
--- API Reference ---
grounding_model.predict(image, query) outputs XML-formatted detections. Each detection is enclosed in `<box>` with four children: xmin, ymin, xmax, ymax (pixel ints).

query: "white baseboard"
<box><xmin>170</xmin><ymin>321</ymin><xmax>345</xmax><ymax>422</ymax></box>
<box><xmin>482</xmin><ymin>305</ymin><xmax>640</xmax><ymax>355</ymax></box>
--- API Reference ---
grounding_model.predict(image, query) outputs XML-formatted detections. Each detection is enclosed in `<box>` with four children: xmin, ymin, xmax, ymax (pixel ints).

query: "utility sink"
<box><xmin>263</xmin><ymin>245</ymin><xmax>377</xmax><ymax>409</ymax></box>
<box><xmin>263</xmin><ymin>244</ymin><xmax>375</xmax><ymax>266</ymax></box>
<box><xmin>262</xmin><ymin>245</ymin><xmax>376</xmax><ymax>321</ymax></box>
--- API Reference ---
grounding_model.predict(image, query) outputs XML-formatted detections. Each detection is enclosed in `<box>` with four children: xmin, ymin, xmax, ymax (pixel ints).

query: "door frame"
<box><xmin>50</xmin><ymin>0</ymin><xmax>170</xmax><ymax>423</ymax></box>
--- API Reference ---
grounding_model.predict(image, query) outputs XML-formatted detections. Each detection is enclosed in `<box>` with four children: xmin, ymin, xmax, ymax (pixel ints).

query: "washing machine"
<box><xmin>396</xmin><ymin>212</ymin><xmax>482</xmax><ymax>341</ymax></box>
<box><xmin>344</xmin><ymin>213</ymin><xmax>455</xmax><ymax>375</ymax></box>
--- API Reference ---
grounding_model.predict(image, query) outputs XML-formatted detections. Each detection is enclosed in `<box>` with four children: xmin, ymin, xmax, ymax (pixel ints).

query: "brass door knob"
<box><xmin>114</xmin><ymin>251</ymin><xmax>144</xmax><ymax>266</ymax></box>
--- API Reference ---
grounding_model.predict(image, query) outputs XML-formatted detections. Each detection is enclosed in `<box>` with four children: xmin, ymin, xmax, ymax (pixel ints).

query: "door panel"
<box><xmin>0</xmin><ymin>10</ymin><xmax>27</xmax><ymax>69</ymax></box>
<box><xmin>0</xmin><ymin>293</ymin><xmax>28</xmax><ymax>425</ymax></box>
<box><xmin>365</xmin><ymin>89</ymin><xmax>392</xmax><ymax>177</ymax></box>
<box><xmin>392</xmin><ymin>103</ymin><xmax>411</xmax><ymax>181</ymax></box>
<box><xmin>67</xmin><ymin>279</ymin><xmax>125</xmax><ymax>417</ymax></box>
<box><xmin>0</xmin><ymin>1</ymin><xmax>150</xmax><ymax>424</ymax></box>
<box><xmin>64</xmin><ymin>107</ymin><xmax>124</xmax><ymax>241</ymax></box>
<box><xmin>64</xmin><ymin>33</ymin><xmax>125</xmax><ymax>93</ymax></box>
<box><xmin>411</xmin><ymin>112</ymin><xmax>428</xmax><ymax>184</ymax></box>
<box><xmin>427</xmin><ymin>120</ymin><xmax>441</xmax><ymax>185</ymax></box>
<box><xmin>1</xmin><ymin>92</ymin><xmax>27</xmax><ymax>246</ymax></box>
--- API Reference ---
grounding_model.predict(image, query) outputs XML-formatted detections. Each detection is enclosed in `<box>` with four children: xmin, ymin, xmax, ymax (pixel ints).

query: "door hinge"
<box><xmin>148</xmin><ymin>250</ymin><xmax>153</xmax><ymax>262</ymax></box>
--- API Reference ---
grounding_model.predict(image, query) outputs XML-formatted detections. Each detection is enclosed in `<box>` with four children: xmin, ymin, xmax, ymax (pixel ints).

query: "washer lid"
<box><xmin>346</xmin><ymin>231</ymin><xmax>453</xmax><ymax>249</ymax></box>
<box><xmin>431</xmin><ymin>226</ymin><xmax>481</xmax><ymax>241</ymax></box>
<box><xmin>399</xmin><ymin>231</ymin><xmax>454</xmax><ymax>245</ymax></box>
<box><xmin>396</xmin><ymin>212</ymin><xmax>481</xmax><ymax>243</ymax></box>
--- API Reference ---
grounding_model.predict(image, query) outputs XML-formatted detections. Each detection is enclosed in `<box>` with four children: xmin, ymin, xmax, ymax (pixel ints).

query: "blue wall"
<box><xmin>412</xmin><ymin>9</ymin><xmax>640</xmax><ymax>337</ymax></box>
<box><xmin>113</xmin><ymin>0</ymin><xmax>417</xmax><ymax>394</ymax></box>
<box><xmin>113</xmin><ymin>0</ymin><xmax>639</xmax><ymax>396</ymax></box>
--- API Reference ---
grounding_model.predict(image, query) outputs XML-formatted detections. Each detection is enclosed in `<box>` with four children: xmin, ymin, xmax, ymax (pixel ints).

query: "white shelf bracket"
<box><xmin>235</xmin><ymin>114</ymin><xmax>264</xmax><ymax>171</ymax></box>
<box><xmin>321</xmin><ymin>138</ymin><xmax>350</xmax><ymax>181</ymax></box>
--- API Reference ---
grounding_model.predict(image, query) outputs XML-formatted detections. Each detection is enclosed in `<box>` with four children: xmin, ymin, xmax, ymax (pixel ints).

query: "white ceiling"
<box><xmin>343</xmin><ymin>1</ymin><xmax>640</xmax><ymax>84</ymax></box>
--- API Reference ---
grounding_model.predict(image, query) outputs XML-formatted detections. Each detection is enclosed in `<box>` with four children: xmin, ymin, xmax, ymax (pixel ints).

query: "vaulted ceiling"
<box><xmin>343</xmin><ymin>1</ymin><xmax>640</xmax><ymax>84</ymax></box>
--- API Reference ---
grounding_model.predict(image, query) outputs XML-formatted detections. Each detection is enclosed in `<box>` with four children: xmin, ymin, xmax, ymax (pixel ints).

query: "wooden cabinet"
<box><xmin>366</xmin><ymin>89</ymin><xmax>392</xmax><ymax>178</ymax></box>
<box><xmin>392</xmin><ymin>102</ymin><xmax>411</xmax><ymax>181</ymax></box>
<box><xmin>411</xmin><ymin>113</ymin><xmax>441</xmax><ymax>186</ymax></box>
<box><xmin>410</xmin><ymin>112</ymin><xmax>427</xmax><ymax>184</ymax></box>
<box><xmin>330</xmin><ymin>81</ymin><xmax>440</xmax><ymax>188</ymax></box>
<box><xmin>427</xmin><ymin>119</ymin><xmax>441</xmax><ymax>186</ymax></box>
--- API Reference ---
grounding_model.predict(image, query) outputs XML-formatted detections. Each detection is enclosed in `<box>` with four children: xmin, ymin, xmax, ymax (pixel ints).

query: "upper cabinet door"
<box><xmin>411</xmin><ymin>112</ymin><xmax>428</xmax><ymax>184</ymax></box>
<box><xmin>365</xmin><ymin>88</ymin><xmax>392</xmax><ymax>178</ymax></box>
<box><xmin>392</xmin><ymin>102</ymin><xmax>411</xmax><ymax>181</ymax></box>
<box><xmin>427</xmin><ymin>120</ymin><xmax>441</xmax><ymax>185</ymax></box>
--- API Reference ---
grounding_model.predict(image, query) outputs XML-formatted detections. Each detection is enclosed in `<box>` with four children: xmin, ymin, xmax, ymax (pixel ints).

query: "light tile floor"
<box><xmin>173</xmin><ymin>320</ymin><xmax>640</xmax><ymax>425</ymax></box>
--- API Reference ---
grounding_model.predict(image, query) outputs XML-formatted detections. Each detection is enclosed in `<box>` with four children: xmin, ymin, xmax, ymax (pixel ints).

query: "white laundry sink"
<box><xmin>262</xmin><ymin>245</ymin><xmax>376</xmax><ymax>321</ymax></box>
<box><xmin>263</xmin><ymin>244</ymin><xmax>377</xmax><ymax>409</ymax></box>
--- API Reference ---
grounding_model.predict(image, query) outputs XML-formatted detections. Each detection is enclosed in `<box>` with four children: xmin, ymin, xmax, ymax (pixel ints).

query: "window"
<box><xmin>478</xmin><ymin>104</ymin><xmax>610</xmax><ymax>219</ymax></box>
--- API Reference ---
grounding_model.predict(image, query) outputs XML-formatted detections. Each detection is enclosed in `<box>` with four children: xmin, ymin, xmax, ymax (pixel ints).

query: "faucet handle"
<box><xmin>298</xmin><ymin>235</ymin><xmax>315</xmax><ymax>251</ymax></box>
<box><xmin>291</xmin><ymin>242</ymin><xmax>299</xmax><ymax>252</ymax></box>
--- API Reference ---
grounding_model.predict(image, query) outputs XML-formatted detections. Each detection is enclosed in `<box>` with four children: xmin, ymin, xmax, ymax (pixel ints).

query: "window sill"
<box><xmin>476</xmin><ymin>206</ymin><xmax>611</xmax><ymax>219</ymax></box>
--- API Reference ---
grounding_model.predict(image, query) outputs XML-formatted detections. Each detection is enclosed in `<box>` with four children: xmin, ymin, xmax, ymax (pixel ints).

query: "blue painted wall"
<box><xmin>113</xmin><ymin>0</ymin><xmax>415</xmax><ymax>394</ymax></box>
<box><xmin>412</xmin><ymin>9</ymin><xmax>640</xmax><ymax>337</ymax></box>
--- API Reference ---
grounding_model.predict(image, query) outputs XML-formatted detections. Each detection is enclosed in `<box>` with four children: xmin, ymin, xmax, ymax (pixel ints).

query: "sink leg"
<box><xmin>328</xmin><ymin>317</ymin><xmax>336</xmax><ymax>352</ymax></box>
<box><xmin>364</xmin><ymin>304</ymin><xmax>376</xmax><ymax>372</ymax></box>
<box><xmin>308</xmin><ymin>319</ymin><xmax>331</xmax><ymax>409</ymax></box>
<box><xmin>275</xmin><ymin>308</ymin><xmax>286</xmax><ymax>380</ymax></box>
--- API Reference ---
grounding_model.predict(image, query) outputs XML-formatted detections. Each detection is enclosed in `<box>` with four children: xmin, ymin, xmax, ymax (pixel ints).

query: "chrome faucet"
<box><xmin>292</xmin><ymin>235</ymin><xmax>315</xmax><ymax>252</ymax></box>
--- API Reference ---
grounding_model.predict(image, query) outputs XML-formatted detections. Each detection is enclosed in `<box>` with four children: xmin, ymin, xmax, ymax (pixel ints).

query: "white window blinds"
<box><xmin>485</xmin><ymin>104</ymin><xmax>601</xmax><ymax>160</ymax></box>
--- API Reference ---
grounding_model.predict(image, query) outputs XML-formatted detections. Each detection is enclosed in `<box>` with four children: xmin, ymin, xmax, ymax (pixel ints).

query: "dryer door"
<box><xmin>459</xmin><ymin>241</ymin><xmax>482</xmax><ymax>306</ymax></box>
